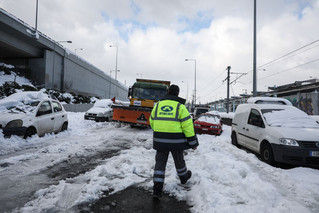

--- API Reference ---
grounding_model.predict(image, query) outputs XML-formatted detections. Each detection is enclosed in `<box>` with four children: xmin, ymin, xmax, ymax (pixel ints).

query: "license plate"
<box><xmin>310</xmin><ymin>151</ymin><xmax>319</xmax><ymax>157</ymax></box>
<box><xmin>202</xmin><ymin>128</ymin><xmax>208</xmax><ymax>131</ymax></box>
<box><xmin>88</xmin><ymin>117</ymin><xmax>95</xmax><ymax>120</ymax></box>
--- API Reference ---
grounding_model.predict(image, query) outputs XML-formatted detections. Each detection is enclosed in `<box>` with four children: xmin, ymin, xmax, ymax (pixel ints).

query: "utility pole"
<box><xmin>226</xmin><ymin>66</ymin><xmax>231</xmax><ymax>113</ymax></box>
<box><xmin>224</xmin><ymin>66</ymin><xmax>247</xmax><ymax>113</ymax></box>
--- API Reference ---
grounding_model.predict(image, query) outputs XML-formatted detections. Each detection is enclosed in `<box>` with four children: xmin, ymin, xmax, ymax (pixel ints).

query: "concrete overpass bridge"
<box><xmin>0</xmin><ymin>8</ymin><xmax>127</xmax><ymax>100</ymax></box>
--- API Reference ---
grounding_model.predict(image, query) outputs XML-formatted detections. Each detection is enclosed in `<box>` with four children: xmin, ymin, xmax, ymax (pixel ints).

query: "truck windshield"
<box><xmin>132</xmin><ymin>87</ymin><xmax>167</xmax><ymax>100</ymax></box>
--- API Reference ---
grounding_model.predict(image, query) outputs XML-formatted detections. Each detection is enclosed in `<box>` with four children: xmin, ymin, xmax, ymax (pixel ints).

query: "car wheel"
<box><xmin>231</xmin><ymin>132</ymin><xmax>239</xmax><ymax>147</ymax></box>
<box><xmin>61</xmin><ymin>122</ymin><xmax>68</xmax><ymax>132</ymax></box>
<box><xmin>24</xmin><ymin>127</ymin><xmax>36</xmax><ymax>139</ymax></box>
<box><xmin>260</xmin><ymin>142</ymin><xmax>275</xmax><ymax>165</ymax></box>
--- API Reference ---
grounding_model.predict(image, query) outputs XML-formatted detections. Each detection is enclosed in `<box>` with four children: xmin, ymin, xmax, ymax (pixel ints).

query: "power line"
<box><xmin>259</xmin><ymin>39</ymin><xmax>319</xmax><ymax>69</ymax></box>
<box><xmin>202</xmin><ymin>38</ymin><xmax>319</xmax><ymax>102</ymax></box>
<box><xmin>197</xmin><ymin>69</ymin><xmax>226</xmax><ymax>92</ymax></box>
<box><xmin>226</xmin><ymin>38</ymin><xmax>319</xmax><ymax>87</ymax></box>
<box><xmin>258</xmin><ymin>58</ymin><xmax>319</xmax><ymax>81</ymax></box>
<box><xmin>261</xmin><ymin>43</ymin><xmax>319</xmax><ymax>69</ymax></box>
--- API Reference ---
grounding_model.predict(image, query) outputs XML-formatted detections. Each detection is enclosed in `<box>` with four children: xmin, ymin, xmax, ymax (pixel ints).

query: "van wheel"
<box><xmin>24</xmin><ymin>127</ymin><xmax>36</xmax><ymax>139</ymax></box>
<box><xmin>61</xmin><ymin>122</ymin><xmax>68</xmax><ymax>132</ymax></box>
<box><xmin>260</xmin><ymin>143</ymin><xmax>275</xmax><ymax>165</ymax></box>
<box><xmin>231</xmin><ymin>132</ymin><xmax>239</xmax><ymax>147</ymax></box>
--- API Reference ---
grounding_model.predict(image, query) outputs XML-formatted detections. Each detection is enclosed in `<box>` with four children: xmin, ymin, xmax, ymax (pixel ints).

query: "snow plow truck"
<box><xmin>112</xmin><ymin>79</ymin><xmax>170</xmax><ymax>127</ymax></box>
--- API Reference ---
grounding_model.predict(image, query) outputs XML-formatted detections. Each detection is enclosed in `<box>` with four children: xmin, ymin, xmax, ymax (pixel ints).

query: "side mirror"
<box><xmin>128</xmin><ymin>87</ymin><xmax>132</xmax><ymax>98</ymax></box>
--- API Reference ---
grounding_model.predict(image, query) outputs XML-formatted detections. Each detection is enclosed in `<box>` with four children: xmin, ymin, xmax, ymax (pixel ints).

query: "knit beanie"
<box><xmin>168</xmin><ymin>84</ymin><xmax>179</xmax><ymax>96</ymax></box>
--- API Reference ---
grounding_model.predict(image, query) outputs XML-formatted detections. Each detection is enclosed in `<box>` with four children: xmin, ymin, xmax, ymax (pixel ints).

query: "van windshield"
<box><xmin>262</xmin><ymin>108</ymin><xmax>319</xmax><ymax>128</ymax></box>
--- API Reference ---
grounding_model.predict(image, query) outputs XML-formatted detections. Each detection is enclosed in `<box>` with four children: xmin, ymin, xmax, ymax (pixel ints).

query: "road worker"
<box><xmin>149</xmin><ymin>84</ymin><xmax>199</xmax><ymax>199</ymax></box>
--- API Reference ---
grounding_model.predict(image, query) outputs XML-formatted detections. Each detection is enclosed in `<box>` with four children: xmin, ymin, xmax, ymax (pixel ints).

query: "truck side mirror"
<box><xmin>128</xmin><ymin>87</ymin><xmax>132</xmax><ymax>98</ymax></box>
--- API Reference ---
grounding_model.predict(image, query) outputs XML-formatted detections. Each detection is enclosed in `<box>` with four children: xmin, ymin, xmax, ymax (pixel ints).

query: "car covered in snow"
<box><xmin>194</xmin><ymin>113</ymin><xmax>223</xmax><ymax>135</ymax></box>
<box><xmin>84</xmin><ymin>99</ymin><xmax>113</xmax><ymax>122</ymax></box>
<box><xmin>0</xmin><ymin>91</ymin><xmax>68</xmax><ymax>139</ymax></box>
<box><xmin>231</xmin><ymin>97</ymin><xmax>319</xmax><ymax>167</ymax></box>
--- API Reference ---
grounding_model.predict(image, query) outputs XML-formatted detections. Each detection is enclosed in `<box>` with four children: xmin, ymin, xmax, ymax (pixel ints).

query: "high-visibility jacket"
<box><xmin>150</xmin><ymin>95</ymin><xmax>199</xmax><ymax>151</ymax></box>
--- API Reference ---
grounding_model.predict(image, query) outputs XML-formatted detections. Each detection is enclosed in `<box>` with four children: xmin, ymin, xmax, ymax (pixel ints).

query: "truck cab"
<box><xmin>128</xmin><ymin>79</ymin><xmax>169</xmax><ymax>108</ymax></box>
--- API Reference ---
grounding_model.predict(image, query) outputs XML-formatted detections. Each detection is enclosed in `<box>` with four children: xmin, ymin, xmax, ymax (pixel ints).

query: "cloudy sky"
<box><xmin>1</xmin><ymin>0</ymin><xmax>319</xmax><ymax>103</ymax></box>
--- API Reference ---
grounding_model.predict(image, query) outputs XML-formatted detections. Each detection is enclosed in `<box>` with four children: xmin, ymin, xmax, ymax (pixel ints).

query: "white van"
<box><xmin>231</xmin><ymin>97</ymin><xmax>319</xmax><ymax>167</ymax></box>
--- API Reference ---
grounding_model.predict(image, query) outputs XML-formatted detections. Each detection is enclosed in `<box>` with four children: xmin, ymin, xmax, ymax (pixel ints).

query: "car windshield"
<box><xmin>262</xmin><ymin>108</ymin><xmax>319</xmax><ymax>128</ymax></box>
<box><xmin>197</xmin><ymin>114</ymin><xmax>220</xmax><ymax>124</ymax></box>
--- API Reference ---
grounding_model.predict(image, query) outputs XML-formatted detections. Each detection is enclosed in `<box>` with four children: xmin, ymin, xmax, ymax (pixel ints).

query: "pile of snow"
<box><xmin>93</xmin><ymin>99</ymin><xmax>113</xmax><ymax>108</ymax></box>
<box><xmin>218</xmin><ymin>112</ymin><xmax>235</xmax><ymax>119</ymax></box>
<box><xmin>0</xmin><ymin>62</ymin><xmax>100</xmax><ymax>104</ymax></box>
<box><xmin>0</xmin><ymin>65</ymin><xmax>34</xmax><ymax>88</ymax></box>
<box><xmin>0</xmin><ymin>91</ymin><xmax>49</xmax><ymax>114</ymax></box>
<box><xmin>197</xmin><ymin>114</ymin><xmax>220</xmax><ymax>124</ymax></box>
<box><xmin>263</xmin><ymin>107</ymin><xmax>319</xmax><ymax>128</ymax></box>
<box><xmin>247</xmin><ymin>97</ymin><xmax>292</xmax><ymax>106</ymax></box>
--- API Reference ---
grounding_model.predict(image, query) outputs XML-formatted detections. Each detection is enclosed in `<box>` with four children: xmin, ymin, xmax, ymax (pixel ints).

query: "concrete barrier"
<box><xmin>63</xmin><ymin>103</ymin><xmax>93</xmax><ymax>112</ymax></box>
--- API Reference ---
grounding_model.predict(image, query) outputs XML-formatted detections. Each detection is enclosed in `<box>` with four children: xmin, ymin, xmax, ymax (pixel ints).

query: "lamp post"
<box><xmin>185</xmin><ymin>58</ymin><xmax>196</xmax><ymax>108</ymax></box>
<box><xmin>75</xmin><ymin>48</ymin><xmax>83</xmax><ymax>54</ymax></box>
<box><xmin>109</xmin><ymin>45</ymin><xmax>119</xmax><ymax>80</ymax></box>
<box><xmin>109</xmin><ymin>70</ymin><xmax>113</xmax><ymax>98</ymax></box>
<box><xmin>253</xmin><ymin>0</ymin><xmax>257</xmax><ymax>97</ymax></box>
<box><xmin>109</xmin><ymin>70</ymin><xmax>120</xmax><ymax>98</ymax></box>
<box><xmin>35</xmin><ymin>0</ymin><xmax>39</xmax><ymax>32</ymax></box>
<box><xmin>181</xmin><ymin>80</ymin><xmax>189</xmax><ymax>102</ymax></box>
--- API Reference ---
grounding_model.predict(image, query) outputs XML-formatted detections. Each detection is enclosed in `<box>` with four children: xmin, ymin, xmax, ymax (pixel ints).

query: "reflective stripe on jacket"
<box><xmin>150</xmin><ymin>95</ymin><xmax>198</xmax><ymax>151</ymax></box>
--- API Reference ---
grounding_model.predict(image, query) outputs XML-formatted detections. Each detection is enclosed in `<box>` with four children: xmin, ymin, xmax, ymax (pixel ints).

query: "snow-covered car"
<box><xmin>84</xmin><ymin>99</ymin><xmax>113</xmax><ymax>122</ymax></box>
<box><xmin>231</xmin><ymin>97</ymin><xmax>319</xmax><ymax>167</ymax></box>
<box><xmin>194</xmin><ymin>113</ymin><xmax>222</xmax><ymax>135</ymax></box>
<box><xmin>0</xmin><ymin>91</ymin><xmax>68</xmax><ymax>139</ymax></box>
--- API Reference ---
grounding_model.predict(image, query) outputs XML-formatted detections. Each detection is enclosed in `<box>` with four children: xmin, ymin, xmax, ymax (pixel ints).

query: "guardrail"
<box><xmin>62</xmin><ymin>103</ymin><xmax>93</xmax><ymax>112</ymax></box>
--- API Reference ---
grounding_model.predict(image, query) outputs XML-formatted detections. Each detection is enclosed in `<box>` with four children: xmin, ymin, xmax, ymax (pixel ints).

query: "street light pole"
<box><xmin>35</xmin><ymin>0</ymin><xmax>39</xmax><ymax>32</ymax></box>
<box><xmin>181</xmin><ymin>80</ymin><xmax>189</xmax><ymax>102</ymax></box>
<box><xmin>253</xmin><ymin>0</ymin><xmax>257</xmax><ymax>96</ymax></box>
<box><xmin>109</xmin><ymin>45</ymin><xmax>119</xmax><ymax>80</ymax></box>
<box><xmin>185</xmin><ymin>59</ymin><xmax>196</xmax><ymax>107</ymax></box>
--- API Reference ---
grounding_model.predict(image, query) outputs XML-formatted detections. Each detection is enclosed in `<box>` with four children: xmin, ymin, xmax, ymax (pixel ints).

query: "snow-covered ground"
<box><xmin>0</xmin><ymin>112</ymin><xmax>318</xmax><ymax>213</ymax></box>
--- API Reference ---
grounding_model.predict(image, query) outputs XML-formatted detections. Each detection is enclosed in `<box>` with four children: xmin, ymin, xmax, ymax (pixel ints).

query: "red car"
<box><xmin>194</xmin><ymin>113</ymin><xmax>223</xmax><ymax>135</ymax></box>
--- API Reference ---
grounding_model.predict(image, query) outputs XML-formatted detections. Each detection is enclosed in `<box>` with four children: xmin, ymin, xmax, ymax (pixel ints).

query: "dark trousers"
<box><xmin>153</xmin><ymin>150</ymin><xmax>188</xmax><ymax>191</ymax></box>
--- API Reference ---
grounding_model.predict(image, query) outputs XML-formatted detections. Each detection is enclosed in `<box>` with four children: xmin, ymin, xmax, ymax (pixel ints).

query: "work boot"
<box><xmin>180</xmin><ymin>170</ymin><xmax>192</xmax><ymax>184</ymax></box>
<box><xmin>152</xmin><ymin>189</ymin><xmax>162</xmax><ymax>200</ymax></box>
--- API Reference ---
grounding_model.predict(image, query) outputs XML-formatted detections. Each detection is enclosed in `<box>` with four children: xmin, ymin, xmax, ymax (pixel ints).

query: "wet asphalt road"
<box><xmin>78</xmin><ymin>186</ymin><xmax>191</xmax><ymax>213</ymax></box>
<box><xmin>0</xmin><ymin>138</ymin><xmax>190</xmax><ymax>213</ymax></box>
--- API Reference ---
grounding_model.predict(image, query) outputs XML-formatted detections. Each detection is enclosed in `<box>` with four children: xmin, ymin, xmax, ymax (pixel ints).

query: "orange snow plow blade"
<box><xmin>112</xmin><ymin>105</ymin><xmax>152</xmax><ymax>127</ymax></box>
